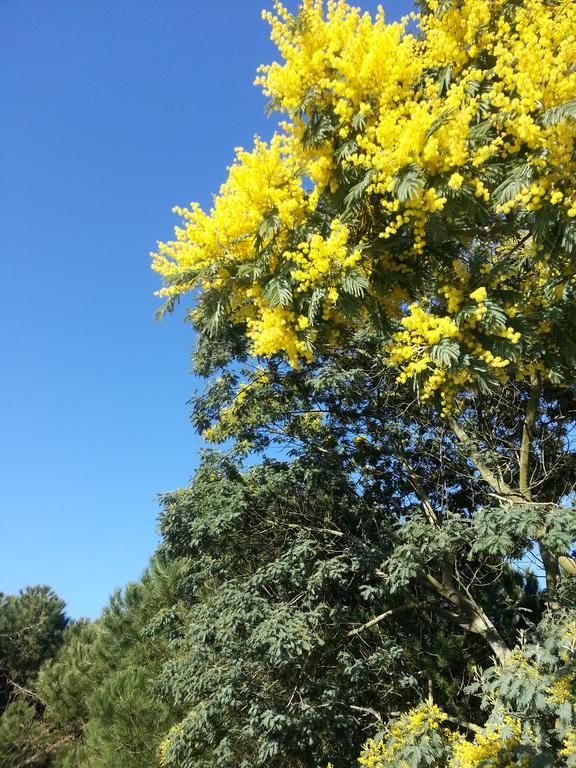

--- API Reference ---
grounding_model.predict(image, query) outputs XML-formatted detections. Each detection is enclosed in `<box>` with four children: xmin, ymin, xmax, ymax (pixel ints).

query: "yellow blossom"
<box><xmin>153</xmin><ymin>0</ymin><xmax>576</xmax><ymax>402</ymax></box>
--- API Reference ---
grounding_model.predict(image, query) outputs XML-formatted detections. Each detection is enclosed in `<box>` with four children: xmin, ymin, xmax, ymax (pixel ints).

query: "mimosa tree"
<box><xmin>153</xmin><ymin>1</ymin><xmax>576</xmax><ymax>765</ymax></box>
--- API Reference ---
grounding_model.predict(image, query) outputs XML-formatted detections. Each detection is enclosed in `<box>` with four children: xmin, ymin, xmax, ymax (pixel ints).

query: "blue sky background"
<box><xmin>0</xmin><ymin>0</ymin><xmax>413</xmax><ymax>619</ymax></box>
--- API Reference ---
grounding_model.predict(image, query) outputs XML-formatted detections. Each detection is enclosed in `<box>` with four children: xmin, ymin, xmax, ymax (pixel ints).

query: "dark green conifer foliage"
<box><xmin>74</xmin><ymin>556</ymin><xmax>186</xmax><ymax>768</ymax></box>
<box><xmin>0</xmin><ymin>699</ymin><xmax>51</xmax><ymax>768</ymax></box>
<box><xmin>0</xmin><ymin>587</ymin><xmax>67</xmax><ymax>767</ymax></box>
<box><xmin>0</xmin><ymin>559</ymin><xmax>185</xmax><ymax>768</ymax></box>
<box><xmin>0</xmin><ymin>586</ymin><xmax>67</xmax><ymax>712</ymax></box>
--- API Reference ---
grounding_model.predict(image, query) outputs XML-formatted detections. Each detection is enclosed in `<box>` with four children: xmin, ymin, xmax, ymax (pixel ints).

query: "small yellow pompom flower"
<box><xmin>448</xmin><ymin>172</ymin><xmax>464</xmax><ymax>189</ymax></box>
<box><xmin>469</xmin><ymin>287</ymin><xmax>488</xmax><ymax>302</ymax></box>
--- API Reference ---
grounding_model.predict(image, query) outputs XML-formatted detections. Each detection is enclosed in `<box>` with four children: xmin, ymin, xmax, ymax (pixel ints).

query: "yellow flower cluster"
<box><xmin>349</xmin><ymin>617</ymin><xmax>576</xmax><ymax>768</ymax></box>
<box><xmin>246</xmin><ymin>305</ymin><xmax>312</xmax><ymax>367</ymax></box>
<box><xmin>158</xmin><ymin>723</ymin><xmax>184</xmax><ymax>767</ymax></box>
<box><xmin>152</xmin><ymin>133</ymin><xmax>308</xmax><ymax>300</ymax></box>
<box><xmin>561</xmin><ymin>730</ymin><xmax>576</xmax><ymax>761</ymax></box>
<box><xmin>449</xmin><ymin>717</ymin><xmax>525</xmax><ymax>768</ymax></box>
<box><xmin>387</xmin><ymin>303</ymin><xmax>464</xmax><ymax>401</ymax></box>
<box><xmin>359</xmin><ymin>704</ymin><xmax>448</xmax><ymax>768</ymax></box>
<box><xmin>153</xmin><ymin>0</ymin><xmax>576</xmax><ymax>402</ymax></box>
<box><xmin>358</xmin><ymin>707</ymin><xmax>528</xmax><ymax>768</ymax></box>
<box><xmin>386</xmin><ymin>286</ymin><xmax>520</xmax><ymax>412</ymax></box>
<box><xmin>255</xmin><ymin>0</ymin><xmax>576</xmax><ymax>226</ymax></box>
<box><xmin>289</xmin><ymin>219</ymin><xmax>364</xmax><ymax>293</ymax></box>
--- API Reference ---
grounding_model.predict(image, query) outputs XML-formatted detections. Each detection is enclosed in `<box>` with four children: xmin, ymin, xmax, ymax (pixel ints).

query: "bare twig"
<box><xmin>348</xmin><ymin>602</ymin><xmax>424</xmax><ymax>636</ymax></box>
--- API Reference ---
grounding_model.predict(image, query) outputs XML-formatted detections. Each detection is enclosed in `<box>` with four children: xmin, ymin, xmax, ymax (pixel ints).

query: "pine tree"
<box><xmin>0</xmin><ymin>586</ymin><xmax>67</xmax><ymax>713</ymax></box>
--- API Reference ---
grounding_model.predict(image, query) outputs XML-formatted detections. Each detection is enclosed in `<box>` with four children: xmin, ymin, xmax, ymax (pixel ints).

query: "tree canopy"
<box><xmin>153</xmin><ymin>0</ymin><xmax>576</xmax><ymax>411</ymax></box>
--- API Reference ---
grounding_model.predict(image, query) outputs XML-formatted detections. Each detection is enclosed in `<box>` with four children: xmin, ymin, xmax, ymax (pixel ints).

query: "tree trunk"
<box><xmin>425</xmin><ymin>572</ymin><xmax>509</xmax><ymax>663</ymax></box>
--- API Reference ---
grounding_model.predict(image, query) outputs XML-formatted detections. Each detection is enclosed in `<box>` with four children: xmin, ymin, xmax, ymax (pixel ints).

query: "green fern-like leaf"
<box><xmin>392</xmin><ymin>164</ymin><xmax>426</xmax><ymax>202</ymax></box>
<box><xmin>539</xmin><ymin>98</ymin><xmax>576</xmax><ymax>127</ymax></box>
<box><xmin>561</xmin><ymin>221</ymin><xmax>576</xmax><ymax>254</ymax></box>
<box><xmin>201</xmin><ymin>293</ymin><xmax>229</xmax><ymax>335</ymax></box>
<box><xmin>263</xmin><ymin>276</ymin><xmax>293</xmax><ymax>307</ymax></box>
<box><xmin>302</xmin><ymin>109</ymin><xmax>336</xmax><ymax>149</ymax></box>
<box><xmin>340</xmin><ymin>270</ymin><xmax>369</xmax><ymax>298</ymax></box>
<box><xmin>344</xmin><ymin>168</ymin><xmax>376</xmax><ymax>210</ymax></box>
<box><xmin>425</xmin><ymin>108</ymin><xmax>455</xmax><ymax>140</ymax></box>
<box><xmin>255</xmin><ymin>209</ymin><xmax>281</xmax><ymax>249</ymax></box>
<box><xmin>492</xmin><ymin>163</ymin><xmax>533</xmax><ymax>204</ymax></box>
<box><xmin>429</xmin><ymin>338</ymin><xmax>460</xmax><ymax>366</ymax></box>
<box><xmin>478</xmin><ymin>300</ymin><xmax>508</xmax><ymax>331</ymax></box>
<box><xmin>307</xmin><ymin>287</ymin><xmax>326</xmax><ymax>323</ymax></box>
<box><xmin>335</xmin><ymin>139</ymin><xmax>357</xmax><ymax>164</ymax></box>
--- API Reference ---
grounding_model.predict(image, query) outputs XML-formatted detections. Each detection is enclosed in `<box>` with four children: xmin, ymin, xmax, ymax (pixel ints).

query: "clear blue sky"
<box><xmin>0</xmin><ymin>0</ymin><xmax>413</xmax><ymax>619</ymax></box>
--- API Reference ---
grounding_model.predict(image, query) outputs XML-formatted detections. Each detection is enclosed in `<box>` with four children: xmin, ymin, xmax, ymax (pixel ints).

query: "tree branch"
<box><xmin>443</xmin><ymin>714</ymin><xmax>483</xmax><ymax>734</ymax></box>
<box><xmin>347</xmin><ymin>602</ymin><xmax>424</xmax><ymax>636</ymax></box>
<box><xmin>423</xmin><ymin>573</ymin><xmax>509</xmax><ymax>663</ymax></box>
<box><xmin>448</xmin><ymin>417</ymin><xmax>524</xmax><ymax>503</ymax></box>
<box><xmin>348</xmin><ymin>704</ymin><xmax>383</xmax><ymax>723</ymax></box>
<box><xmin>397</xmin><ymin>453</ymin><xmax>441</xmax><ymax>526</ymax></box>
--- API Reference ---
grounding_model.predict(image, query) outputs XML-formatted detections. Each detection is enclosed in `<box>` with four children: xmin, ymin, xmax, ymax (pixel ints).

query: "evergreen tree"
<box><xmin>74</xmin><ymin>556</ymin><xmax>186</xmax><ymax>768</ymax></box>
<box><xmin>0</xmin><ymin>586</ymin><xmax>67</xmax><ymax>713</ymax></box>
<box><xmin>0</xmin><ymin>586</ymin><xmax>67</xmax><ymax>767</ymax></box>
<box><xmin>0</xmin><ymin>559</ymin><xmax>185</xmax><ymax>768</ymax></box>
